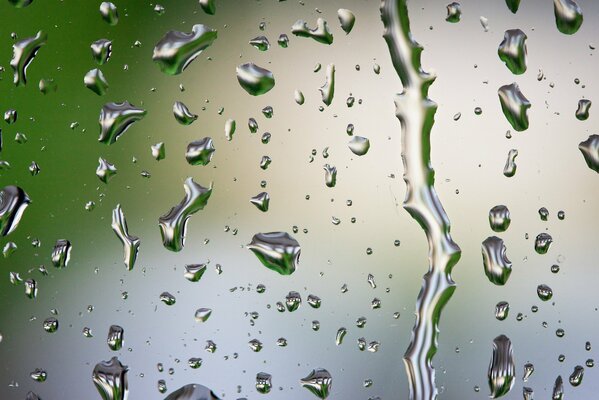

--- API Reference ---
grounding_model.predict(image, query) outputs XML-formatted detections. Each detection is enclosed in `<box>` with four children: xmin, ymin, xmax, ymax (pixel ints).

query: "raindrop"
<box><xmin>446</xmin><ymin>2</ymin><xmax>461</xmax><ymax>23</ymax></box>
<box><xmin>537</xmin><ymin>284</ymin><xmax>553</xmax><ymax>301</ymax></box>
<box><xmin>575</xmin><ymin>99</ymin><xmax>591</xmax><ymax>120</ymax></box>
<box><xmin>495</xmin><ymin>301</ymin><xmax>509</xmax><ymax>321</ymax></box>
<box><xmin>10</xmin><ymin>30</ymin><xmax>47</xmax><ymax>86</ymax></box>
<box><xmin>488</xmin><ymin>335</ymin><xmax>515</xmax><ymax>398</ymax></box>
<box><xmin>348</xmin><ymin>136</ymin><xmax>370</xmax><ymax>156</ymax></box>
<box><xmin>99</xmin><ymin>2</ymin><xmax>118</xmax><ymax>25</ymax></box>
<box><xmin>578</xmin><ymin>134</ymin><xmax>599</xmax><ymax>172</ymax></box>
<box><xmin>224</xmin><ymin>118</ymin><xmax>236</xmax><ymax>141</ymax></box>
<box><xmin>43</xmin><ymin>317</ymin><xmax>58</xmax><ymax>333</ymax></box>
<box><xmin>92</xmin><ymin>357</ymin><xmax>128</xmax><ymax>400</ymax></box>
<box><xmin>291</xmin><ymin>18</ymin><xmax>333</xmax><ymax>45</ymax></box>
<box><xmin>186</xmin><ymin>137</ymin><xmax>215</xmax><ymax>166</ymax></box>
<box><xmin>199</xmin><ymin>0</ymin><xmax>216</xmax><ymax>15</ymax></box>
<box><xmin>278</xmin><ymin>34</ymin><xmax>289</xmax><ymax>48</ymax></box>
<box><xmin>151</xmin><ymin>142</ymin><xmax>165</xmax><ymax>161</ymax></box>
<box><xmin>111</xmin><ymin>204</ymin><xmax>140</xmax><ymax>271</ymax></box>
<box><xmin>107</xmin><ymin>325</ymin><xmax>124</xmax><ymax>351</ymax></box>
<box><xmin>498</xmin><ymin>83</ymin><xmax>530</xmax><ymax>131</ymax></box>
<box><xmin>96</xmin><ymin>157</ymin><xmax>117</xmax><ymax>183</ymax></box>
<box><xmin>300</xmin><ymin>368</ymin><xmax>332</xmax><ymax>399</ymax></box>
<box><xmin>255</xmin><ymin>372</ymin><xmax>272</xmax><ymax>394</ymax></box>
<box><xmin>51</xmin><ymin>239</ymin><xmax>71</xmax><ymax>268</ymax></box>
<box><xmin>323</xmin><ymin>164</ymin><xmax>337</xmax><ymax>187</ymax></box>
<box><xmin>319</xmin><ymin>64</ymin><xmax>335</xmax><ymax>106</ymax></box>
<box><xmin>249</xmin><ymin>36</ymin><xmax>270</xmax><ymax>51</ymax></box>
<box><xmin>84</xmin><ymin>68</ymin><xmax>109</xmax><ymax>95</ymax></box>
<box><xmin>285</xmin><ymin>291</ymin><xmax>302</xmax><ymax>311</ymax></box>
<box><xmin>0</xmin><ymin>185</ymin><xmax>30</xmax><ymax>236</ymax></box>
<box><xmin>236</xmin><ymin>63</ymin><xmax>275</xmax><ymax>96</ymax></box>
<box><xmin>247</xmin><ymin>232</ymin><xmax>300</xmax><ymax>275</ymax></box>
<box><xmin>91</xmin><ymin>39</ymin><xmax>112</xmax><ymax>64</ymax></box>
<box><xmin>98</xmin><ymin>102</ymin><xmax>146</xmax><ymax>145</ymax></box>
<box><xmin>523</xmin><ymin>363</ymin><xmax>534</xmax><ymax>382</ymax></box>
<box><xmin>295</xmin><ymin>89</ymin><xmax>305</xmax><ymax>105</ymax></box>
<box><xmin>503</xmin><ymin>149</ymin><xmax>518</xmax><ymax>178</ymax></box>
<box><xmin>184</xmin><ymin>264</ymin><xmax>207</xmax><ymax>282</ymax></box>
<box><xmin>482</xmin><ymin>236</ymin><xmax>512</xmax><ymax>285</ymax></box>
<box><xmin>164</xmin><ymin>383</ymin><xmax>220</xmax><ymax>399</ymax></box>
<box><xmin>173</xmin><ymin>101</ymin><xmax>198</xmax><ymax>125</ymax></box>
<box><xmin>489</xmin><ymin>205</ymin><xmax>511</xmax><ymax>232</ymax></box>
<box><xmin>498</xmin><ymin>29</ymin><xmax>527</xmax><ymax>75</ymax></box>
<box><xmin>194</xmin><ymin>308</ymin><xmax>212</xmax><ymax>323</ymax></box>
<box><xmin>337</xmin><ymin>9</ymin><xmax>355</xmax><ymax>34</ymax></box>
<box><xmin>160</xmin><ymin>292</ymin><xmax>176</xmax><ymax>306</ymax></box>
<box><xmin>250</xmin><ymin>192</ymin><xmax>270</xmax><ymax>212</ymax></box>
<box><xmin>534</xmin><ymin>233</ymin><xmax>553</xmax><ymax>254</ymax></box>
<box><xmin>153</xmin><ymin>25</ymin><xmax>217</xmax><ymax>75</ymax></box>
<box><xmin>554</xmin><ymin>0</ymin><xmax>583</xmax><ymax>35</ymax></box>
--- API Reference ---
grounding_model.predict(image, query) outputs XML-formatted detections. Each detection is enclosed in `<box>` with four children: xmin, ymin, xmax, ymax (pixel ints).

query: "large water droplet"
<box><xmin>249</xmin><ymin>36</ymin><xmax>270</xmax><ymax>51</ymax></box>
<box><xmin>488</xmin><ymin>334</ymin><xmax>515</xmax><ymax>398</ymax></box>
<box><xmin>337</xmin><ymin>9</ymin><xmax>355</xmax><ymax>34</ymax></box>
<box><xmin>505</xmin><ymin>0</ymin><xmax>521</xmax><ymax>13</ymax></box>
<box><xmin>523</xmin><ymin>363</ymin><xmax>534</xmax><ymax>382</ymax></box>
<box><xmin>498</xmin><ymin>29</ymin><xmax>527</xmax><ymax>75</ymax></box>
<box><xmin>498</xmin><ymin>83</ymin><xmax>530</xmax><ymax>131</ymax></box>
<box><xmin>569</xmin><ymin>365</ymin><xmax>584</xmax><ymax>386</ymax></box>
<box><xmin>186</xmin><ymin>138</ymin><xmax>215</xmax><ymax>166</ymax></box>
<box><xmin>173</xmin><ymin>101</ymin><xmax>198</xmax><ymax>125</ymax></box>
<box><xmin>184</xmin><ymin>264</ymin><xmax>207</xmax><ymax>282</ymax></box>
<box><xmin>92</xmin><ymin>357</ymin><xmax>128</xmax><ymax>400</ymax></box>
<box><xmin>194</xmin><ymin>308</ymin><xmax>212</xmax><ymax>323</ymax></box>
<box><xmin>300</xmin><ymin>368</ymin><xmax>332</xmax><ymax>399</ymax></box>
<box><xmin>107</xmin><ymin>325</ymin><xmax>124</xmax><ymax>351</ymax></box>
<box><xmin>578</xmin><ymin>134</ymin><xmax>599</xmax><ymax>172</ymax></box>
<box><xmin>489</xmin><ymin>205</ymin><xmax>511</xmax><ymax>232</ymax></box>
<box><xmin>8</xmin><ymin>0</ymin><xmax>33</xmax><ymax>7</ymax></box>
<box><xmin>153</xmin><ymin>25</ymin><xmax>217</xmax><ymax>75</ymax></box>
<box><xmin>323</xmin><ymin>164</ymin><xmax>337</xmax><ymax>187</ymax></box>
<box><xmin>111</xmin><ymin>204</ymin><xmax>140</xmax><ymax>271</ymax></box>
<box><xmin>247</xmin><ymin>232</ymin><xmax>300</xmax><ymax>275</ymax></box>
<box><xmin>250</xmin><ymin>192</ymin><xmax>270</xmax><ymax>212</ymax></box>
<box><xmin>99</xmin><ymin>2</ymin><xmax>118</xmax><ymax>25</ymax></box>
<box><xmin>0</xmin><ymin>185</ymin><xmax>30</xmax><ymax>236</ymax></box>
<box><xmin>537</xmin><ymin>284</ymin><xmax>553</xmax><ymax>301</ymax></box>
<box><xmin>291</xmin><ymin>18</ymin><xmax>333</xmax><ymax>45</ymax></box>
<box><xmin>236</xmin><ymin>63</ymin><xmax>275</xmax><ymax>96</ymax></box>
<box><xmin>552</xmin><ymin>375</ymin><xmax>564</xmax><ymax>399</ymax></box>
<box><xmin>534</xmin><ymin>233</ymin><xmax>553</xmax><ymax>254</ymax></box>
<box><xmin>335</xmin><ymin>328</ymin><xmax>346</xmax><ymax>345</ymax></box>
<box><xmin>164</xmin><ymin>383</ymin><xmax>221</xmax><ymax>399</ymax></box>
<box><xmin>159</xmin><ymin>177</ymin><xmax>213</xmax><ymax>252</ymax></box>
<box><xmin>495</xmin><ymin>301</ymin><xmax>510</xmax><ymax>320</ymax></box>
<box><xmin>224</xmin><ymin>119</ymin><xmax>236</xmax><ymax>141</ymax></box>
<box><xmin>554</xmin><ymin>0</ymin><xmax>583</xmax><ymax>35</ymax></box>
<box><xmin>98</xmin><ymin>102</ymin><xmax>146</xmax><ymax>145</ymax></box>
<box><xmin>10</xmin><ymin>30</ymin><xmax>47</xmax><ymax>86</ymax></box>
<box><xmin>482</xmin><ymin>236</ymin><xmax>512</xmax><ymax>285</ymax></box>
<box><xmin>84</xmin><ymin>68</ymin><xmax>109</xmax><ymax>95</ymax></box>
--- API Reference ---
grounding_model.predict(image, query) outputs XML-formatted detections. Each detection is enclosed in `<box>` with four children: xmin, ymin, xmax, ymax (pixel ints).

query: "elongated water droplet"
<box><xmin>482</xmin><ymin>236</ymin><xmax>512</xmax><ymax>285</ymax></box>
<box><xmin>173</xmin><ymin>101</ymin><xmax>197</xmax><ymax>125</ymax></box>
<box><xmin>111</xmin><ymin>204</ymin><xmax>140</xmax><ymax>271</ymax></box>
<box><xmin>503</xmin><ymin>149</ymin><xmax>518</xmax><ymax>177</ymax></box>
<box><xmin>107</xmin><ymin>325</ymin><xmax>124</xmax><ymax>351</ymax></box>
<box><xmin>554</xmin><ymin>0</ymin><xmax>583</xmax><ymax>35</ymax></box>
<box><xmin>248</xmin><ymin>232</ymin><xmax>300</xmax><ymax>275</ymax></box>
<box><xmin>256</xmin><ymin>372</ymin><xmax>272</xmax><ymax>394</ymax></box>
<box><xmin>505</xmin><ymin>0</ymin><xmax>521</xmax><ymax>13</ymax></box>
<box><xmin>51</xmin><ymin>239</ymin><xmax>71</xmax><ymax>268</ymax></box>
<box><xmin>319</xmin><ymin>64</ymin><xmax>335</xmax><ymax>106</ymax></box>
<box><xmin>498</xmin><ymin>29</ymin><xmax>527</xmax><ymax>75</ymax></box>
<box><xmin>249</xmin><ymin>36</ymin><xmax>270</xmax><ymax>51</ymax></box>
<box><xmin>323</xmin><ymin>164</ymin><xmax>337</xmax><ymax>187</ymax></box>
<box><xmin>335</xmin><ymin>328</ymin><xmax>346</xmax><ymax>345</ymax></box>
<box><xmin>291</xmin><ymin>18</ymin><xmax>333</xmax><ymax>45</ymax></box>
<box><xmin>575</xmin><ymin>99</ymin><xmax>591</xmax><ymax>120</ymax></box>
<box><xmin>236</xmin><ymin>63</ymin><xmax>275</xmax><ymax>96</ymax></box>
<box><xmin>569</xmin><ymin>365</ymin><xmax>584</xmax><ymax>386</ymax></box>
<box><xmin>159</xmin><ymin>177</ymin><xmax>213</xmax><ymax>252</ymax></box>
<box><xmin>523</xmin><ymin>387</ymin><xmax>533</xmax><ymax>400</ymax></box>
<box><xmin>153</xmin><ymin>25</ymin><xmax>217</xmax><ymax>75</ymax></box>
<box><xmin>25</xmin><ymin>279</ymin><xmax>37</xmax><ymax>299</ymax></box>
<box><xmin>184</xmin><ymin>264</ymin><xmax>206</xmax><ymax>282</ymax></box>
<box><xmin>295</xmin><ymin>89</ymin><xmax>305</xmax><ymax>105</ymax></box>
<box><xmin>84</xmin><ymin>68</ymin><xmax>109</xmax><ymax>95</ymax></box>
<box><xmin>165</xmin><ymin>383</ymin><xmax>220</xmax><ymax>399</ymax></box>
<box><xmin>534</xmin><ymin>233</ymin><xmax>552</xmax><ymax>254</ymax></box>
<box><xmin>552</xmin><ymin>375</ymin><xmax>564</xmax><ymax>399</ymax></box>
<box><xmin>91</xmin><ymin>39</ymin><xmax>112</xmax><ymax>65</ymax></box>
<box><xmin>99</xmin><ymin>2</ymin><xmax>118</xmax><ymax>25</ymax></box>
<box><xmin>92</xmin><ymin>357</ymin><xmax>128</xmax><ymax>400</ymax></box>
<box><xmin>98</xmin><ymin>102</ymin><xmax>146</xmax><ymax>144</ymax></box>
<box><xmin>224</xmin><ymin>118</ymin><xmax>236</xmax><ymax>141</ymax></box>
<box><xmin>0</xmin><ymin>185</ymin><xmax>30</xmax><ymax>236</ymax></box>
<box><xmin>578</xmin><ymin>134</ymin><xmax>599</xmax><ymax>172</ymax></box>
<box><xmin>10</xmin><ymin>30</ymin><xmax>47</xmax><ymax>86</ymax></box>
<box><xmin>250</xmin><ymin>192</ymin><xmax>269</xmax><ymax>212</ymax></box>
<box><xmin>446</xmin><ymin>2</ymin><xmax>461</xmax><ymax>23</ymax></box>
<box><xmin>498</xmin><ymin>83</ymin><xmax>530</xmax><ymax>131</ymax></box>
<box><xmin>300</xmin><ymin>369</ymin><xmax>332</xmax><ymax>399</ymax></box>
<box><xmin>488</xmin><ymin>335</ymin><xmax>515</xmax><ymax>398</ymax></box>
<box><xmin>337</xmin><ymin>9</ymin><xmax>355</xmax><ymax>34</ymax></box>
<box><xmin>489</xmin><ymin>205</ymin><xmax>511</xmax><ymax>232</ymax></box>
<box><xmin>186</xmin><ymin>138</ymin><xmax>215</xmax><ymax>166</ymax></box>
<box><xmin>495</xmin><ymin>301</ymin><xmax>509</xmax><ymax>320</ymax></box>
<box><xmin>348</xmin><ymin>136</ymin><xmax>370</xmax><ymax>156</ymax></box>
<box><xmin>96</xmin><ymin>157</ymin><xmax>117</xmax><ymax>183</ymax></box>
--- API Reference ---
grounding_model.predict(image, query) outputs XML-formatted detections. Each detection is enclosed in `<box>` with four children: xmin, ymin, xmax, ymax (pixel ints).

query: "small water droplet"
<box><xmin>498</xmin><ymin>83</ymin><xmax>530</xmax><ymax>131</ymax></box>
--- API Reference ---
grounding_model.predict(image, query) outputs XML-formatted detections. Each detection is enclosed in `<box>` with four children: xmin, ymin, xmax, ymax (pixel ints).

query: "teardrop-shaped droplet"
<box><xmin>569</xmin><ymin>365</ymin><xmax>584</xmax><ymax>386</ymax></box>
<box><xmin>10</xmin><ymin>30</ymin><xmax>47</xmax><ymax>86</ymax></box>
<box><xmin>537</xmin><ymin>284</ymin><xmax>553</xmax><ymax>301</ymax></box>
<box><xmin>111</xmin><ymin>204</ymin><xmax>140</xmax><ymax>271</ymax></box>
<box><xmin>173</xmin><ymin>101</ymin><xmax>198</xmax><ymax>125</ymax></box>
<box><xmin>554</xmin><ymin>0</ymin><xmax>583</xmax><ymax>35</ymax></box>
<box><xmin>482</xmin><ymin>236</ymin><xmax>512</xmax><ymax>285</ymax></box>
<box><xmin>151</xmin><ymin>142</ymin><xmax>166</xmax><ymax>161</ymax></box>
<box><xmin>503</xmin><ymin>149</ymin><xmax>518</xmax><ymax>178</ymax></box>
<box><xmin>295</xmin><ymin>89</ymin><xmax>305</xmax><ymax>105</ymax></box>
<box><xmin>291</xmin><ymin>18</ymin><xmax>333</xmax><ymax>44</ymax></box>
<box><xmin>91</xmin><ymin>39</ymin><xmax>112</xmax><ymax>65</ymax></box>
<box><xmin>153</xmin><ymin>25</ymin><xmax>217</xmax><ymax>75</ymax></box>
<box><xmin>578</xmin><ymin>134</ymin><xmax>599</xmax><ymax>172</ymax></box>
<box><xmin>505</xmin><ymin>0</ymin><xmax>520</xmax><ymax>13</ymax></box>
<box><xmin>575</xmin><ymin>99</ymin><xmax>591</xmax><ymax>120</ymax></box>
<box><xmin>523</xmin><ymin>387</ymin><xmax>533</xmax><ymax>400</ymax></box>
<box><xmin>498</xmin><ymin>83</ymin><xmax>530</xmax><ymax>131</ymax></box>
<box><xmin>498</xmin><ymin>29</ymin><xmax>527</xmax><ymax>75</ymax></box>
<box><xmin>84</xmin><ymin>68</ymin><xmax>109</xmax><ymax>95</ymax></box>
<box><xmin>489</xmin><ymin>205</ymin><xmax>511</xmax><ymax>232</ymax></box>
<box><xmin>99</xmin><ymin>2</ymin><xmax>118</xmax><ymax>25</ymax></box>
<box><xmin>194</xmin><ymin>308</ymin><xmax>212</xmax><ymax>323</ymax></box>
<box><xmin>236</xmin><ymin>63</ymin><xmax>275</xmax><ymax>96</ymax></box>
<box><xmin>488</xmin><ymin>334</ymin><xmax>515</xmax><ymax>398</ymax></box>
<box><xmin>98</xmin><ymin>102</ymin><xmax>146</xmax><ymax>145</ymax></box>
<box><xmin>534</xmin><ymin>233</ymin><xmax>553</xmax><ymax>254</ymax></box>
<box><xmin>224</xmin><ymin>118</ymin><xmax>236</xmax><ymax>141</ymax></box>
<box><xmin>184</xmin><ymin>264</ymin><xmax>207</xmax><ymax>282</ymax></box>
<box><xmin>92</xmin><ymin>357</ymin><xmax>128</xmax><ymax>400</ymax></box>
<box><xmin>164</xmin><ymin>383</ymin><xmax>221</xmax><ymax>399</ymax></box>
<box><xmin>335</xmin><ymin>327</ymin><xmax>347</xmax><ymax>345</ymax></box>
<box><xmin>250</xmin><ymin>192</ymin><xmax>270</xmax><ymax>212</ymax></box>
<box><xmin>248</xmin><ymin>232</ymin><xmax>300</xmax><ymax>275</ymax></box>
<box><xmin>523</xmin><ymin>363</ymin><xmax>534</xmax><ymax>382</ymax></box>
<box><xmin>0</xmin><ymin>185</ymin><xmax>30</xmax><ymax>236</ymax></box>
<box><xmin>300</xmin><ymin>368</ymin><xmax>332</xmax><ymax>399</ymax></box>
<box><xmin>278</xmin><ymin>33</ymin><xmax>289</xmax><ymax>48</ymax></box>
<box><xmin>158</xmin><ymin>177</ymin><xmax>213</xmax><ymax>252</ymax></box>
<box><xmin>337</xmin><ymin>9</ymin><xmax>355</xmax><ymax>34</ymax></box>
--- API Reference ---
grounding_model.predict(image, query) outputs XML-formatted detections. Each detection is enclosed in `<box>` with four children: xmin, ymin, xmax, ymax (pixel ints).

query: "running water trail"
<box><xmin>380</xmin><ymin>1</ymin><xmax>462</xmax><ymax>399</ymax></box>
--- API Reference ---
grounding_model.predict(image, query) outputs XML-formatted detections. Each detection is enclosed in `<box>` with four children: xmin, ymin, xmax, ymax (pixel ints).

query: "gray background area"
<box><xmin>0</xmin><ymin>0</ymin><xmax>597</xmax><ymax>398</ymax></box>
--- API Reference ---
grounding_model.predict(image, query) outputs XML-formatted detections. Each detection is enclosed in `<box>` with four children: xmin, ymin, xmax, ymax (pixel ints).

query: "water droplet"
<box><xmin>224</xmin><ymin>118</ymin><xmax>236</xmax><ymax>141</ymax></box>
<box><xmin>307</xmin><ymin>294</ymin><xmax>321</xmax><ymax>308</ymax></box>
<box><xmin>523</xmin><ymin>363</ymin><xmax>534</xmax><ymax>382</ymax></box>
<box><xmin>3</xmin><ymin>242</ymin><xmax>17</xmax><ymax>258</ymax></box>
<box><xmin>43</xmin><ymin>317</ymin><xmax>58</xmax><ymax>333</ymax></box>
<box><xmin>495</xmin><ymin>301</ymin><xmax>510</xmax><ymax>321</ymax></box>
<box><xmin>480</xmin><ymin>16</ymin><xmax>490</xmax><ymax>31</ymax></box>
<box><xmin>579</xmin><ymin>134</ymin><xmax>599</xmax><ymax>172</ymax></box>
<box><xmin>554</xmin><ymin>0</ymin><xmax>583</xmax><ymax>35</ymax></box>
<box><xmin>522</xmin><ymin>387</ymin><xmax>533</xmax><ymax>400</ymax></box>
<box><xmin>348</xmin><ymin>136</ymin><xmax>370</xmax><ymax>156</ymax></box>
<box><xmin>194</xmin><ymin>308</ymin><xmax>212</xmax><ymax>322</ymax></box>
<box><xmin>107</xmin><ymin>325</ymin><xmax>124</xmax><ymax>351</ymax></box>
<box><xmin>10</xmin><ymin>30</ymin><xmax>47</xmax><ymax>86</ymax></box>
<box><xmin>99</xmin><ymin>2</ymin><xmax>118</xmax><ymax>25</ymax></box>
<box><xmin>335</xmin><ymin>328</ymin><xmax>347</xmax><ymax>345</ymax></box>
<box><xmin>285</xmin><ymin>291</ymin><xmax>302</xmax><ymax>311</ymax></box>
<box><xmin>151</xmin><ymin>142</ymin><xmax>166</xmax><ymax>161</ymax></box>
<box><xmin>278</xmin><ymin>34</ymin><xmax>289</xmax><ymax>48</ymax></box>
<box><xmin>92</xmin><ymin>357</ymin><xmax>128</xmax><ymax>400</ymax></box>
<box><xmin>534</xmin><ymin>233</ymin><xmax>553</xmax><ymax>254</ymax></box>
<box><xmin>295</xmin><ymin>89</ymin><xmax>305</xmax><ymax>105</ymax></box>
<box><xmin>569</xmin><ymin>366</ymin><xmax>584</xmax><ymax>386</ymax></box>
<box><xmin>96</xmin><ymin>157</ymin><xmax>117</xmax><ymax>183</ymax></box>
<box><xmin>153</xmin><ymin>25</ymin><xmax>217</xmax><ymax>75</ymax></box>
<box><xmin>323</xmin><ymin>164</ymin><xmax>337</xmax><ymax>187</ymax></box>
<box><xmin>186</xmin><ymin>137</ymin><xmax>215</xmax><ymax>166</ymax></box>
<box><xmin>236</xmin><ymin>63</ymin><xmax>275</xmax><ymax>96</ymax></box>
<box><xmin>250</xmin><ymin>192</ymin><xmax>270</xmax><ymax>212</ymax></box>
<box><xmin>0</xmin><ymin>185</ymin><xmax>30</xmax><ymax>236</ymax></box>
<box><xmin>164</xmin><ymin>383</ymin><xmax>220</xmax><ymax>399</ymax></box>
<box><xmin>291</xmin><ymin>18</ymin><xmax>333</xmax><ymax>44</ymax></box>
<box><xmin>24</xmin><ymin>278</ymin><xmax>37</xmax><ymax>299</ymax></box>
<box><xmin>248</xmin><ymin>338</ymin><xmax>263</xmax><ymax>352</ymax></box>
<box><xmin>159</xmin><ymin>178</ymin><xmax>212</xmax><ymax>252</ymax></box>
<box><xmin>184</xmin><ymin>264</ymin><xmax>207</xmax><ymax>282</ymax></box>
<box><xmin>488</xmin><ymin>335</ymin><xmax>515</xmax><ymax>398</ymax></box>
<box><xmin>98</xmin><ymin>102</ymin><xmax>146</xmax><ymax>145</ymax></box>
<box><xmin>319</xmin><ymin>64</ymin><xmax>335</xmax><ymax>106</ymax></box>
<box><xmin>503</xmin><ymin>149</ymin><xmax>518</xmax><ymax>178</ymax></box>
<box><xmin>154</xmin><ymin>4</ymin><xmax>165</xmax><ymax>15</ymax></box>
<box><xmin>498</xmin><ymin>83</ymin><xmax>530</xmax><ymax>131</ymax></box>
<box><xmin>575</xmin><ymin>99</ymin><xmax>591</xmax><ymax>120</ymax></box>
<box><xmin>482</xmin><ymin>236</ymin><xmax>512</xmax><ymax>285</ymax></box>
<box><xmin>337</xmin><ymin>9</ymin><xmax>355</xmax><ymax>34</ymax></box>
<box><xmin>4</xmin><ymin>109</ymin><xmax>17</xmax><ymax>124</ymax></box>
<box><xmin>111</xmin><ymin>204</ymin><xmax>140</xmax><ymax>271</ymax></box>
<box><xmin>29</xmin><ymin>369</ymin><xmax>46</xmax><ymax>382</ymax></box>
<box><xmin>51</xmin><ymin>239</ymin><xmax>71</xmax><ymax>268</ymax></box>
<box><xmin>446</xmin><ymin>2</ymin><xmax>461</xmax><ymax>23</ymax></box>
<box><xmin>552</xmin><ymin>375</ymin><xmax>564</xmax><ymax>400</ymax></box>
<box><xmin>505</xmin><ymin>0</ymin><xmax>521</xmax><ymax>13</ymax></box>
<box><xmin>91</xmin><ymin>39</ymin><xmax>112</xmax><ymax>65</ymax></box>
<box><xmin>8</xmin><ymin>0</ymin><xmax>33</xmax><ymax>7</ymax></box>
<box><xmin>300</xmin><ymin>369</ymin><xmax>332</xmax><ymax>399</ymax></box>
<box><xmin>248</xmin><ymin>232</ymin><xmax>300</xmax><ymax>275</ymax></box>
<box><xmin>248</xmin><ymin>117</ymin><xmax>259</xmax><ymax>133</ymax></box>
<box><xmin>84</xmin><ymin>68</ymin><xmax>109</xmax><ymax>95</ymax></box>
<box><xmin>256</xmin><ymin>372</ymin><xmax>272</xmax><ymax>394</ymax></box>
<box><xmin>489</xmin><ymin>205</ymin><xmax>511</xmax><ymax>232</ymax></box>
<box><xmin>539</xmin><ymin>207</ymin><xmax>549</xmax><ymax>221</ymax></box>
<box><xmin>498</xmin><ymin>29</ymin><xmax>527</xmax><ymax>75</ymax></box>
<box><xmin>537</xmin><ymin>284</ymin><xmax>553</xmax><ymax>301</ymax></box>
<box><xmin>249</xmin><ymin>36</ymin><xmax>270</xmax><ymax>51</ymax></box>
<box><xmin>173</xmin><ymin>101</ymin><xmax>198</xmax><ymax>125</ymax></box>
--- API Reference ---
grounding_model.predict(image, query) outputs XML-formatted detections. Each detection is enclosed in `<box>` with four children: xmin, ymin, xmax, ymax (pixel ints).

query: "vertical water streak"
<box><xmin>380</xmin><ymin>1</ymin><xmax>462</xmax><ymax>399</ymax></box>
